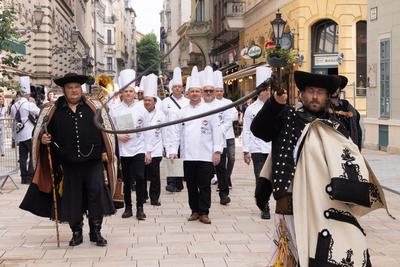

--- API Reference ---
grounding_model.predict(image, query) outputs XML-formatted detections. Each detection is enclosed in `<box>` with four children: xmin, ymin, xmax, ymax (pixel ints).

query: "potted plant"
<box><xmin>265</xmin><ymin>41</ymin><xmax>295</xmax><ymax>68</ymax></box>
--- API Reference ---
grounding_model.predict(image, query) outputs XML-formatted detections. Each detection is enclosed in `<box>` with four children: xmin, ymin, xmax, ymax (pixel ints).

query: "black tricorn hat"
<box><xmin>294</xmin><ymin>71</ymin><xmax>341</xmax><ymax>94</ymax></box>
<box><xmin>338</xmin><ymin>75</ymin><xmax>348</xmax><ymax>90</ymax></box>
<box><xmin>54</xmin><ymin>73</ymin><xmax>88</xmax><ymax>87</ymax></box>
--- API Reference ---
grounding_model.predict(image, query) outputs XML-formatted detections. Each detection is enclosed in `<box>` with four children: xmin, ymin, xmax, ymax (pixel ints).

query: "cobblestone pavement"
<box><xmin>0</xmin><ymin>145</ymin><xmax>399</xmax><ymax>267</ymax></box>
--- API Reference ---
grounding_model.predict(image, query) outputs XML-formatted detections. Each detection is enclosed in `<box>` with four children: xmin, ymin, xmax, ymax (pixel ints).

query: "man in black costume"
<box><xmin>251</xmin><ymin>71</ymin><xmax>344</xmax><ymax>215</ymax></box>
<box><xmin>20</xmin><ymin>73</ymin><xmax>116</xmax><ymax>247</ymax></box>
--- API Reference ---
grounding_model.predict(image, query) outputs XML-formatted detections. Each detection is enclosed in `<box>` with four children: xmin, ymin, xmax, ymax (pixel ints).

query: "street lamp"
<box><xmin>270</xmin><ymin>9</ymin><xmax>287</xmax><ymax>49</ymax></box>
<box><xmin>33</xmin><ymin>6</ymin><xmax>45</xmax><ymax>31</ymax></box>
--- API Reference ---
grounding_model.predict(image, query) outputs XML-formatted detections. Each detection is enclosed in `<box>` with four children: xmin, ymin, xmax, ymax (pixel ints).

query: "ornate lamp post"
<box><xmin>270</xmin><ymin>10</ymin><xmax>286</xmax><ymax>49</ymax></box>
<box><xmin>32</xmin><ymin>6</ymin><xmax>45</xmax><ymax>31</ymax></box>
<box><xmin>268</xmin><ymin>10</ymin><xmax>288</xmax><ymax>99</ymax></box>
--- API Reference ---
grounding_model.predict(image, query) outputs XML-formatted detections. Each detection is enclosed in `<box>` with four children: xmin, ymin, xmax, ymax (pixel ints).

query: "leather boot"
<box><xmin>261</xmin><ymin>202</ymin><xmax>271</xmax><ymax>220</ymax></box>
<box><xmin>136</xmin><ymin>207</ymin><xmax>146</xmax><ymax>220</ymax></box>
<box><xmin>69</xmin><ymin>221</ymin><xmax>83</xmax><ymax>246</ymax></box>
<box><xmin>121</xmin><ymin>207</ymin><xmax>133</xmax><ymax>218</ymax></box>
<box><xmin>89</xmin><ymin>218</ymin><xmax>107</xmax><ymax>247</ymax></box>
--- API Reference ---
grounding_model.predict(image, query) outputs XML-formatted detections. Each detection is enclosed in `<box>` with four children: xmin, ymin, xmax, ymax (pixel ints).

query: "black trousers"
<box><xmin>121</xmin><ymin>154</ymin><xmax>145</xmax><ymax>209</ymax></box>
<box><xmin>184</xmin><ymin>161</ymin><xmax>214</xmax><ymax>215</ymax></box>
<box><xmin>144</xmin><ymin>156</ymin><xmax>162</xmax><ymax>202</ymax></box>
<box><xmin>61</xmin><ymin>160</ymin><xmax>116</xmax><ymax>227</ymax></box>
<box><xmin>252</xmin><ymin>153</ymin><xmax>272</xmax><ymax>206</ymax></box>
<box><xmin>18</xmin><ymin>139</ymin><xmax>34</xmax><ymax>183</ymax></box>
<box><xmin>215</xmin><ymin>148</ymin><xmax>229</xmax><ymax>198</ymax></box>
<box><xmin>226</xmin><ymin>138</ymin><xmax>235</xmax><ymax>187</ymax></box>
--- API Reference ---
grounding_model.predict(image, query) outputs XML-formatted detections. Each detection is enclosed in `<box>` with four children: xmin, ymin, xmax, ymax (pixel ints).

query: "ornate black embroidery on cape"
<box><xmin>369</xmin><ymin>183</ymin><xmax>382</xmax><ymax>205</ymax></box>
<box><xmin>362</xmin><ymin>249</ymin><xmax>372</xmax><ymax>267</ymax></box>
<box><xmin>324</xmin><ymin>208</ymin><xmax>366</xmax><ymax>236</ymax></box>
<box><xmin>309</xmin><ymin>229</ymin><xmax>355</xmax><ymax>267</ymax></box>
<box><xmin>339</xmin><ymin>148</ymin><xmax>368</xmax><ymax>183</ymax></box>
<box><xmin>325</xmin><ymin>148</ymin><xmax>371</xmax><ymax>207</ymax></box>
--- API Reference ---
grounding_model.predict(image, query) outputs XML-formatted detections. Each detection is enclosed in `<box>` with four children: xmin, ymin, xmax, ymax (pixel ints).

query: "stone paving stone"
<box><xmin>1</xmin><ymin>145</ymin><xmax>400</xmax><ymax>266</ymax></box>
<box><xmin>159</xmin><ymin>258</ymin><xmax>203</xmax><ymax>267</ymax></box>
<box><xmin>135</xmin><ymin>259</ymin><xmax>158</xmax><ymax>267</ymax></box>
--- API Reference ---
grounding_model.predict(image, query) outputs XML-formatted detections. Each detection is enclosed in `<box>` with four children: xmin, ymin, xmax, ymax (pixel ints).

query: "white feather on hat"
<box><xmin>172</xmin><ymin>67</ymin><xmax>182</xmax><ymax>86</ymax></box>
<box><xmin>119</xmin><ymin>69</ymin><xmax>136</xmax><ymax>89</ymax></box>
<box><xmin>213</xmin><ymin>70</ymin><xmax>224</xmax><ymax>89</ymax></box>
<box><xmin>202</xmin><ymin>66</ymin><xmax>214</xmax><ymax>88</ymax></box>
<box><xmin>19</xmin><ymin>76</ymin><xmax>30</xmax><ymax>94</ymax></box>
<box><xmin>256</xmin><ymin>66</ymin><xmax>272</xmax><ymax>87</ymax></box>
<box><xmin>144</xmin><ymin>73</ymin><xmax>158</xmax><ymax>98</ymax></box>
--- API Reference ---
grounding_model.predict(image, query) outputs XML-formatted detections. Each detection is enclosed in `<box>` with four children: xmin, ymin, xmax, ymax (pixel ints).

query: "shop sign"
<box><xmin>240</xmin><ymin>47</ymin><xmax>251</xmax><ymax>60</ymax></box>
<box><xmin>314</xmin><ymin>54</ymin><xmax>338</xmax><ymax>66</ymax></box>
<box><xmin>247</xmin><ymin>45</ymin><xmax>262</xmax><ymax>59</ymax></box>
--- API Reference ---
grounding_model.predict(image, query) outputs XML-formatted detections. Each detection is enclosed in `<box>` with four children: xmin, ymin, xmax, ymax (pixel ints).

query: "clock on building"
<box><xmin>280</xmin><ymin>32</ymin><xmax>293</xmax><ymax>51</ymax></box>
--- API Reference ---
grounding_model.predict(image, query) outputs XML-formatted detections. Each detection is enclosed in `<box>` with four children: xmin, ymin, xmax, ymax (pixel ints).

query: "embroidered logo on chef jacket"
<box><xmin>201</xmin><ymin>120</ymin><xmax>210</xmax><ymax>134</ymax></box>
<box><xmin>155</xmin><ymin>119</ymin><xmax>162</xmax><ymax>138</ymax></box>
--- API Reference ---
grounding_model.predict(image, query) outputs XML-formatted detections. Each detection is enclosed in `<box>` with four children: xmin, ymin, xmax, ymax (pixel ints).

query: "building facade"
<box><xmin>364</xmin><ymin>0</ymin><xmax>400</xmax><ymax>153</ymax></box>
<box><xmin>224</xmin><ymin>0</ymin><xmax>368</xmax><ymax>108</ymax></box>
<box><xmin>0</xmin><ymin>0</ymin><xmax>136</xmax><ymax>91</ymax></box>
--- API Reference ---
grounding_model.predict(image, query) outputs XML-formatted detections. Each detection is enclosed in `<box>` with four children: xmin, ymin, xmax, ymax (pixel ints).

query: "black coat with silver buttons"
<box><xmin>48</xmin><ymin>96</ymin><xmax>105</xmax><ymax>163</ymax></box>
<box><xmin>251</xmin><ymin>97</ymin><xmax>337</xmax><ymax>200</ymax></box>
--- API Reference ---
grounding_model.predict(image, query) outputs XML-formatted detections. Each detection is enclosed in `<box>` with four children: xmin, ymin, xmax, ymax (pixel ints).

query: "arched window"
<box><xmin>313</xmin><ymin>20</ymin><xmax>338</xmax><ymax>54</ymax></box>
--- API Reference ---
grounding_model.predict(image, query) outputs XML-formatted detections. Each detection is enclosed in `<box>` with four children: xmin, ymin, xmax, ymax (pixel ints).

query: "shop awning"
<box><xmin>223</xmin><ymin>62</ymin><xmax>268</xmax><ymax>81</ymax></box>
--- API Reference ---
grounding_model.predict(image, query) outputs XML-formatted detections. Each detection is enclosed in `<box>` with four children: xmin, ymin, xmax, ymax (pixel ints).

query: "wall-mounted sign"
<box><xmin>314</xmin><ymin>54</ymin><xmax>338</xmax><ymax>66</ymax></box>
<box><xmin>240</xmin><ymin>47</ymin><xmax>251</xmax><ymax>60</ymax></box>
<box><xmin>247</xmin><ymin>45</ymin><xmax>262</xmax><ymax>59</ymax></box>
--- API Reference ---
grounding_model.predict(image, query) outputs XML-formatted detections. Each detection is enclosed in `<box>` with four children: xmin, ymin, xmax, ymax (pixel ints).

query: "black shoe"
<box><xmin>220</xmin><ymin>196</ymin><xmax>231</xmax><ymax>205</ymax></box>
<box><xmin>136</xmin><ymin>207</ymin><xmax>146</xmax><ymax>220</ymax></box>
<box><xmin>150</xmin><ymin>200</ymin><xmax>161</xmax><ymax>206</ymax></box>
<box><xmin>261</xmin><ymin>207</ymin><xmax>271</xmax><ymax>220</ymax></box>
<box><xmin>69</xmin><ymin>231</ymin><xmax>83</xmax><ymax>246</ymax></box>
<box><xmin>69</xmin><ymin>222</ymin><xmax>83</xmax><ymax>246</ymax></box>
<box><xmin>89</xmin><ymin>218</ymin><xmax>107</xmax><ymax>247</ymax></box>
<box><xmin>121</xmin><ymin>208</ymin><xmax>133</xmax><ymax>218</ymax></box>
<box><xmin>165</xmin><ymin>185</ymin><xmax>178</xmax><ymax>192</ymax></box>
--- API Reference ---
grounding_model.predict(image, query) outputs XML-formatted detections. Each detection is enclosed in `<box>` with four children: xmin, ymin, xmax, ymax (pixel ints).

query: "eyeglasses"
<box><xmin>204</xmin><ymin>90</ymin><xmax>214</xmax><ymax>94</ymax></box>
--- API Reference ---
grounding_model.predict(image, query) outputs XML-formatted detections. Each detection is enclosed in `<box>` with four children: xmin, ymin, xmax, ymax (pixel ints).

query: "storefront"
<box><xmin>224</xmin><ymin>0</ymin><xmax>368</xmax><ymax>113</ymax></box>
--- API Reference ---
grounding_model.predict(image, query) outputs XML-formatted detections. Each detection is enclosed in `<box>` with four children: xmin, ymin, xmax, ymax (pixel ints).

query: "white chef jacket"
<box><xmin>242</xmin><ymin>99</ymin><xmax>271</xmax><ymax>154</ymax></box>
<box><xmin>143</xmin><ymin>107</ymin><xmax>167</xmax><ymax>158</ymax></box>
<box><xmin>217</xmin><ymin>98</ymin><xmax>238</xmax><ymax>140</ymax></box>
<box><xmin>109</xmin><ymin>101</ymin><xmax>151</xmax><ymax>157</ymax></box>
<box><xmin>10</xmin><ymin>98</ymin><xmax>40</xmax><ymax>142</ymax></box>
<box><xmin>169</xmin><ymin>102</ymin><xmax>224</xmax><ymax>162</ymax></box>
<box><xmin>161</xmin><ymin>94</ymin><xmax>189</xmax><ymax>118</ymax></box>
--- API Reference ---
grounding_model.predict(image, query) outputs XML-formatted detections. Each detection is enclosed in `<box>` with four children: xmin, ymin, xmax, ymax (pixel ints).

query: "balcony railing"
<box><xmin>225</xmin><ymin>2</ymin><xmax>245</xmax><ymax>17</ymax></box>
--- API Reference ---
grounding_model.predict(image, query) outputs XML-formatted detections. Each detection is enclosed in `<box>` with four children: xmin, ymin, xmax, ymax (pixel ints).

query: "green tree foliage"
<box><xmin>137</xmin><ymin>33</ymin><xmax>160</xmax><ymax>75</ymax></box>
<box><xmin>0</xmin><ymin>0</ymin><xmax>24</xmax><ymax>91</ymax></box>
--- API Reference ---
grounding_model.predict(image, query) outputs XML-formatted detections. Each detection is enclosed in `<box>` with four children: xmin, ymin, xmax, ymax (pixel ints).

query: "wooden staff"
<box><xmin>42</xmin><ymin>115</ymin><xmax>60</xmax><ymax>247</ymax></box>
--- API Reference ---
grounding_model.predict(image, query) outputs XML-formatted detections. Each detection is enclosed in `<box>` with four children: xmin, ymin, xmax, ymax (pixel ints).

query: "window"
<box><xmin>313</xmin><ymin>20</ymin><xmax>338</xmax><ymax>54</ymax></box>
<box><xmin>107</xmin><ymin>57</ymin><xmax>113</xmax><ymax>71</ymax></box>
<box><xmin>195</xmin><ymin>0</ymin><xmax>205</xmax><ymax>22</ymax></box>
<box><xmin>380</xmin><ymin>38</ymin><xmax>390</xmax><ymax>118</ymax></box>
<box><xmin>356</xmin><ymin>21</ymin><xmax>367</xmax><ymax>96</ymax></box>
<box><xmin>107</xmin><ymin>29</ymin><xmax>112</xmax><ymax>44</ymax></box>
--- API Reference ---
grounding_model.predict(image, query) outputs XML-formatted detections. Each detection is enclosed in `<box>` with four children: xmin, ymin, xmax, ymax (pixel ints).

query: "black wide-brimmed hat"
<box><xmin>54</xmin><ymin>73</ymin><xmax>88</xmax><ymax>87</ymax></box>
<box><xmin>338</xmin><ymin>75</ymin><xmax>348</xmax><ymax>90</ymax></box>
<box><xmin>294</xmin><ymin>71</ymin><xmax>341</xmax><ymax>94</ymax></box>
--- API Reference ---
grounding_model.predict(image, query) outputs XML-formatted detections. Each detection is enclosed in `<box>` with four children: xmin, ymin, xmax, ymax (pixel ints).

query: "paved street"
<box><xmin>0</xmin><ymin>145</ymin><xmax>399</xmax><ymax>267</ymax></box>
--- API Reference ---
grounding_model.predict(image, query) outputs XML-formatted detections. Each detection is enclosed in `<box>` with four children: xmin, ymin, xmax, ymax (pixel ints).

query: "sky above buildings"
<box><xmin>131</xmin><ymin>0</ymin><xmax>163</xmax><ymax>40</ymax></box>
